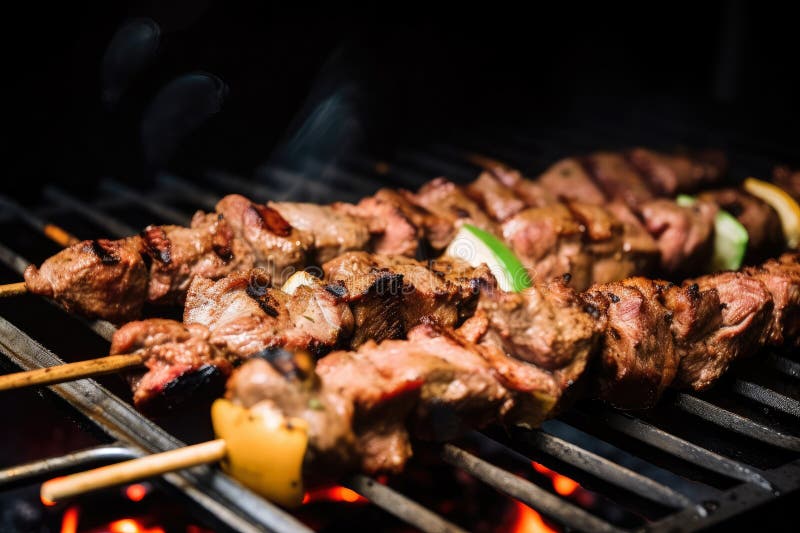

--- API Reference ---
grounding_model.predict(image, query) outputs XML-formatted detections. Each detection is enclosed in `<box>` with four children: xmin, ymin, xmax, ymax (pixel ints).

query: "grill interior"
<box><xmin>0</xmin><ymin>122</ymin><xmax>799</xmax><ymax>533</ymax></box>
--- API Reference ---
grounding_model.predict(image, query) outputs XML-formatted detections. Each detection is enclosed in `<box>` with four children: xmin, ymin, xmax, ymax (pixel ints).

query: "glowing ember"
<box><xmin>125</xmin><ymin>483</ymin><xmax>149</xmax><ymax>502</ymax></box>
<box><xmin>60</xmin><ymin>506</ymin><xmax>80</xmax><ymax>533</ymax></box>
<box><xmin>302</xmin><ymin>485</ymin><xmax>367</xmax><ymax>504</ymax></box>
<box><xmin>510</xmin><ymin>501</ymin><xmax>558</xmax><ymax>533</ymax></box>
<box><xmin>531</xmin><ymin>462</ymin><xmax>580</xmax><ymax>496</ymax></box>
<box><xmin>109</xmin><ymin>518</ymin><xmax>166</xmax><ymax>533</ymax></box>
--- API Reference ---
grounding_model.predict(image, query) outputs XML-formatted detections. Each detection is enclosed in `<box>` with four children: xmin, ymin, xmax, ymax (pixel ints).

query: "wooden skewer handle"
<box><xmin>0</xmin><ymin>282</ymin><xmax>27</xmax><ymax>298</ymax></box>
<box><xmin>43</xmin><ymin>223</ymin><xmax>80</xmax><ymax>247</ymax></box>
<box><xmin>0</xmin><ymin>353</ymin><xmax>145</xmax><ymax>391</ymax></box>
<box><xmin>41</xmin><ymin>439</ymin><xmax>228</xmax><ymax>503</ymax></box>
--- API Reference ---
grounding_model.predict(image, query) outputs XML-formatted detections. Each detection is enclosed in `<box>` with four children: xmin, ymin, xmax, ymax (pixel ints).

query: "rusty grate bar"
<box><xmin>673</xmin><ymin>393</ymin><xmax>800</xmax><ymax>451</ymax></box>
<box><xmin>43</xmin><ymin>186</ymin><xmax>136</xmax><ymax>238</ymax></box>
<box><xmin>100</xmin><ymin>179</ymin><xmax>192</xmax><ymax>226</ymax></box>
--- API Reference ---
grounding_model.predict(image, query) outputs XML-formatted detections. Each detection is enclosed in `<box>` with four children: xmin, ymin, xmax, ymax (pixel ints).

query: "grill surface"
<box><xmin>0</xmin><ymin>120</ymin><xmax>798</xmax><ymax>532</ymax></box>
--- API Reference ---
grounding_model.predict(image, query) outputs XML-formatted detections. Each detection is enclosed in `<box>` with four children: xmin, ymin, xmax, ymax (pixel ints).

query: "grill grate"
<box><xmin>0</xmin><ymin>133</ymin><xmax>798</xmax><ymax>532</ymax></box>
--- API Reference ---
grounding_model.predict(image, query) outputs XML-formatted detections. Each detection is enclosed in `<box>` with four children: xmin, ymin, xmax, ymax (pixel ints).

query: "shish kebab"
<box><xmin>7</xmin><ymin>148</ymin><xmax>799</xmax><ymax>323</ymax></box>
<box><xmin>41</xmin><ymin>250</ymin><xmax>800</xmax><ymax>507</ymax></box>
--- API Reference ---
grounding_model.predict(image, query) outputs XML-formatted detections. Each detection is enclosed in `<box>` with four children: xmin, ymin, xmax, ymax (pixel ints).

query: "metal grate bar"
<box><xmin>100</xmin><ymin>179</ymin><xmax>192</xmax><ymax>226</ymax></box>
<box><xmin>0</xmin><ymin>195</ymin><xmax>78</xmax><ymax>244</ymax></box>
<box><xmin>0</xmin><ymin>241</ymin><xmax>116</xmax><ymax>340</ymax></box>
<box><xmin>43</xmin><ymin>186</ymin><xmax>136</xmax><ymax>238</ymax></box>
<box><xmin>581</xmin><ymin>408</ymin><xmax>774</xmax><ymax>491</ymax></box>
<box><xmin>507</xmin><ymin>428</ymin><xmax>693</xmax><ymax>508</ymax></box>
<box><xmin>345</xmin><ymin>475</ymin><xmax>467</xmax><ymax>533</ymax></box>
<box><xmin>345</xmin><ymin>154</ymin><xmax>423</xmax><ymax>188</ymax></box>
<box><xmin>265</xmin><ymin>167</ymin><xmax>359</xmax><ymax>202</ymax></box>
<box><xmin>394</xmin><ymin>150</ymin><xmax>477</xmax><ymax>181</ymax></box>
<box><xmin>440</xmin><ymin>444</ymin><xmax>622</xmax><ymax>533</ymax></box>
<box><xmin>203</xmin><ymin>170</ymin><xmax>278</xmax><ymax>203</ymax></box>
<box><xmin>295</xmin><ymin>159</ymin><xmax>382</xmax><ymax>194</ymax></box>
<box><xmin>156</xmin><ymin>174</ymin><xmax>220</xmax><ymax>210</ymax></box>
<box><xmin>732</xmin><ymin>379</ymin><xmax>800</xmax><ymax>418</ymax></box>
<box><xmin>0</xmin><ymin>315</ymin><xmax>309</xmax><ymax>533</ymax></box>
<box><xmin>674</xmin><ymin>393</ymin><xmax>800</xmax><ymax>451</ymax></box>
<box><xmin>766</xmin><ymin>353</ymin><xmax>800</xmax><ymax>379</ymax></box>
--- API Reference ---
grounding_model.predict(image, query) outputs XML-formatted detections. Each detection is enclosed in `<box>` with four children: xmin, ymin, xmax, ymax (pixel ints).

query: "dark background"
<box><xmin>4</xmin><ymin>2</ymin><xmax>799</xmax><ymax>201</ymax></box>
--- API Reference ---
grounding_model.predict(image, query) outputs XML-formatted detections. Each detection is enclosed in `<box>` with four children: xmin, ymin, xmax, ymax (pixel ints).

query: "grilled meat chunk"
<box><xmin>744</xmin><ymin>253</ymin><xmax>800</xmax><ymax>346</ymax></box>
<box><xmin>537</xmin><ymin>158</ymin><xmax>607</xmax><ymax>205</ymax></box>
<box><xmin>333</xmin><ymin>189</ymin><xmax>427</xmax><ymax>257</ymax></box>
<box><xmin>627</xmin><ymin>148</ymin><xmax>725</xmax><ymax>195</ymax></box>
<box><xmin>773</xmin><ymin>166</ymin><xmax>800</xmax><ymax>201</ymax></box>
<box><xmin>144</xmin><ymin>213</ymin><xmax>255</xmax><ymax>305</ymax></box>
<box><xmin>639</xmin><ymin>199</ymin><xmax>717</xmax><ymax>275</ymax></box>
<box><xmin>215</xmin><ymin>195</ymin><xmax>314</xmax><ymax>285</ymax></box>
<box><xmin>411</xmin><ymin>177</ymin><xmax>499</xmax><ymax>246</ymax></box>
<box><xmin>469</xmin><ymin>155</ymin><xmax>556</xmax><ymax>208</ymax></box>
<box><xmin>270</xmin><ymin>202</ymin><xmax>370</xmax><ymax>264</ymax></box>
<box><xmin>698</xmin><ymin>188</ymin><xmax>784</xmax><ymax>263</ymax></box>
<box><xmin>679</xmin><ymin>272</ymin><xmax>774</xmax><ymax>389</ymax></box>
<box><xmin>585</xmin><ymin>152</ymin><xmax>654</xmax><ymax>207</ymax></box>
<box><xmin>465</xmin><ymin>171</ymin><xmax>529</xmax><ymax>221</ymax></box>
<box><xmin>323</xmin><ymin>252</ymin><xmax>492</xmax><ymax>346</ymax></box>
<box><xmin>184</xmin><ymin>269</ymin><xmax>353</xmax><ymax>358</ymax></box>
<box><xmin>583</xmin><ymin>278</ymin><xmax>678</xmax><ymax>408</ymax></box>
<box><xmin>111</xmin><ymin>319</ymin><xmax>232</xmax><ymax>410</ymax></box>
<box><xmin>24</xmin><ymin>237</ymin><xmax>148</xmax><ymax>324</ymax></box>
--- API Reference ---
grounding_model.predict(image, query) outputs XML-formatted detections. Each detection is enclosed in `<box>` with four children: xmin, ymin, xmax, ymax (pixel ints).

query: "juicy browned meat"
<box><xmin>744</xmin><ymin>254</ymin><xmax>800</xmax><ymax>346</ymax></box>
<box><xmin>585</xmin><ymin>152</ymin><xmax>654</xmax><ymax>207</ymax></box>
<box><xmin>469</xmin><ymin>155</ymin><xmax>556</xmax><ymax>208</ymax></box>
<box><xmin>681</xmin><ymin>272</ymin><xmax>774</xmax><ymax>389</ymax></box>
<box><xmin>583</xmin><ymin>278</ymin><xmax>678</xmax><ymax>408</ymax></box>
<box><xmin>333</xmin><ymin>189</ymin><xmax>427</xmax><ymax>256</ymax></box>
<box><xmin>465</xmin><ymin>171</ymin><xmax>528</xmax><ymax>221</ymax></box>
<box><xmin>472</xmin><ymin>277</ymin><xmax>604</xmax><ymax>399</ymax></box>
<box><xmin>537</xmin><ymin>158</ymin><xmax>607</xmax><ymax>205</ymax></box>
<box><xmin>411</xmin><ymin>177</ymin><xmax>499</xmax><ymax>246</ymax></box>
<box><xmin>627</xmin><ymin>148</ymin><xmax>724</xmax><ymax>195</ymax></box>
<box><xmin>698</xmin><ymin>189</ymin><xmax>784</xmax><ymax>262</ymax></box>
<box><xmin>215</xmin><ymin>195</ymin><xmax>314</xmax><ymax>285</ymax></box>
<box><xmin>24</xmin><ymin>237</ymin><xmax>148</xmax><ymax>324</ymax></box>
<box><xmin>271</xmin><ymin>202</ymin><xmax>370</xmax><ymax>264</ymax></box>
<box><xmin>111</xmin><ymin>319</ymin><xmax>233</xmax><ymax>410</ymax></box>
<box><xmin>773</xmin><ymin>166</ymin><xmax>800</xmax><ymax>201</ymax></box>
<box><xmin>184</xmin><ymin>269</ymin><xmax>353</xmax><ymax>358</ymax></box>
<box><xmin>323</xmin><ymin>252</ymin><xmax>492</xmax><ymax>346</ymax></box>
<box><xmin>144</xmin><ymin>212</ymin><xmax>255</xmax><ymax>305</ymax></box>
<box><xmin>639</xmin><ymin>199</ymin><xmax>717</xmax><ymax>275</ymax></box>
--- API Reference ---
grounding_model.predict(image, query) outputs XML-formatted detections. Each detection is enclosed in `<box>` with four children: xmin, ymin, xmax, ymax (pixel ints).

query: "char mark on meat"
<box><xmin>249</xmin><ymin>203</ymin><xmax>292</xmax><ymax>236</ymax></box>
<box><xmin>141</xmin><ymin>226</ymin><xmax>172</xmax><ymax>264</ymax></box>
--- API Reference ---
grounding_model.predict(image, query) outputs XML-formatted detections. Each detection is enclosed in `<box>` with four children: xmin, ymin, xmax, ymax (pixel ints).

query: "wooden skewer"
<box><xmin>0</xmin><ymin>281</ymin><xmax>27</xmax><ymax>298</ymax></box>
<box><xmin>43</xmin><ymin>223</ymin><xmax>80</xmax><ymax>247</ymax></box>
<box><xmin>41</xmin><ymin>439</ymin><xmax>227</xmax><ymax>503</ymax></box>
<box><xmin>0</xmin><ymin>353</ymin><xmax>145</xmax><ymax>391</ymax></box>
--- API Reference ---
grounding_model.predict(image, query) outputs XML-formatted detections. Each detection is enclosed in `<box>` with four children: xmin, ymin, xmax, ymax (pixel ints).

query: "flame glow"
<box><xmin>531</xmin><ymin>462</ymin><xmax>580</xmax><ymax>496</ymax></box>
<box><xmin>302</xmin><ymin>485</ymin><xmax>367</xmax><ymax>504</ymax></box>
<box><xmin>60</xmin><ymin>506</ymin><xmax>80</xmax><ymax>533</ymax></box>
<box><xmin>510</xmin><ymin>501</ymin><xmax>558</xmax><ymax>533</ymax></box>
<box><xmin>109</xmin><ymin>518</ymin><xmax>165</xmax><ymax>533</ymax></box>
<box><xmin>125</xmin><ymin>483</ymin><xmax>148</xmax><ymax>502</ymax></box>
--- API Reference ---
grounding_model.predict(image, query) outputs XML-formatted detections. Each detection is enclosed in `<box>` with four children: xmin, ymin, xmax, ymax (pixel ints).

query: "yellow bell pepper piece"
<box><xmin>211</xmin><ymin>398</ymin><xmax>309</xmax><ymax>507</ymax></box>
<box><xmin>744</xmin><ymin>177</ymin><xmax>800</xmax><ymax>249</ymax></box>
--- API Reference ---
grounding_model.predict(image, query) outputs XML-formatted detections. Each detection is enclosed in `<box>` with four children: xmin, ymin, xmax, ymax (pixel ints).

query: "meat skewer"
<box><xmin>4</xmin><ymin>147</ymin><xmax>778</xmax><ymax>322</ymax></box>
<box><xmin>38</xmin><ymin>252</ymin><xmax>800</xmax><ymax>507</ymax></box>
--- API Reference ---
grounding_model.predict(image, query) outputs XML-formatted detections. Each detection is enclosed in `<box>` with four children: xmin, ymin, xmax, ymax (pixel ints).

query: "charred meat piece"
<box><xmin>465</xmin><ymin>171</ymin><xmax>531</xmax><ymax>221</ymax></box>
<box><xmin>411</xmin><ymin>177</ymin><xmax>499</xmax><ymax>247</ymax></box>
<box><xmin>680</xmin><ymin>272</ymin><xmax>774</xmax><ymax>389</ymax></box>
<box><xmin>332</xmin><ymin>189</ymin><xmax>428</xmax><ymax>257</ymax></box>
<box><xmin>627</xmin><ymin>148</ymin><xmax>725</xmax><ymax>195</ymax></box>
<box><xmin>24</xmin><ymin>237</ymin><xmax>148</xmax><ymax>324</ymax></box>
<box><xmin>144</xmin><ymin>212</ymin><xmax>255</xmax><ymax>305</ymax></box>
<box><xmin>111</xmin><ymin>319</ymin><xmax>232</xmax><ymax>410</ymax></box>
<box><xmin>744</xmin><ymin>253</ymin><xmax>800</xmax><ymax>346</ymax></box>
<box><xmin>270</xmin><ymin>202</ymin><xmax>370</xmax><ymax>264</ymax></box>
<box><xmin>698</xmin><ymin>188</ymin><xmax>784</xmax><ymax>263</ymax></box>
<box><xmin>583</xmin><ymin>278</ymin><xmax>678</xmax><ymax>409</ymax></box>
<box><xmin>323</xmin><ymin>252</ymin><xmax>492</xmax><ymax>346</ymax></box>
<box><xmin>585</xmin><ymin>152</ymin><xmax>654</xmax><ymax>207</ymax></box>
<box><xmin>215</xmin><ymin>195</ymin><xmax>314</xmax><ymax>285</ymax></box>
<box><xmin>184</xmin><ymin>269</ymin><xmax>353</xmax><ymax>358</ymax></box>
<box><xmin>537</xmin><ymin>158</ymin><xmax>607</xmax><ymax>205</ymax></box>
<box><xmin>639</xmin><ymin>199</ymin><xmax>717</xmax><ymax>275</ymax></box>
